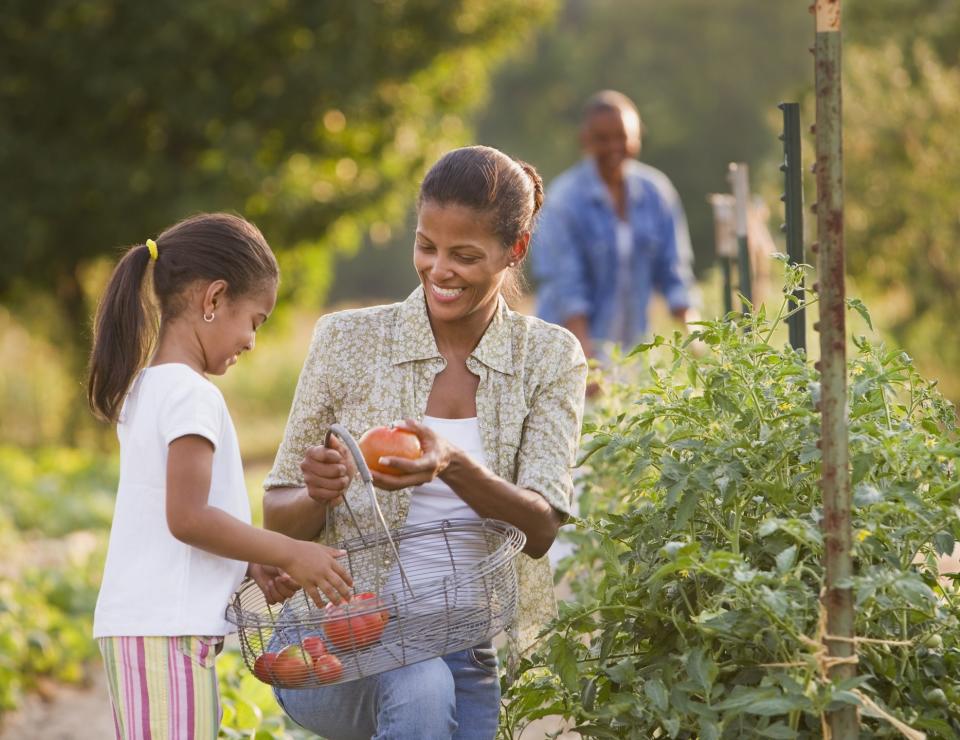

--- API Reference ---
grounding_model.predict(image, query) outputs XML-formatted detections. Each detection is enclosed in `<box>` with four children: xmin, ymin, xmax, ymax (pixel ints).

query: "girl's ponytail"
<box><xmin>87</xmin><ymin>243</ymin><xmax>158</xmax><ymax>422</ymax></box>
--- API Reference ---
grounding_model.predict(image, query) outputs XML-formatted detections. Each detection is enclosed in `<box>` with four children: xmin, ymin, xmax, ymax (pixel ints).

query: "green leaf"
<box><xmin>758</xmin><ymin>722</ymin><xmax>799</xmax><ymax>738</ymax></box>
<box><xmin>604</xmin><ymin>658</ymin><xmax>636</xmax><ymax>685</ymax></box>
<box><xmin>775</xmin><ymin>545</ymin><xmax>797</xmax><ymax>574</ymax></box>
<box><xmin>686</xmin><ymin>648</ymin><xmax>717</xmax><ymax>694</ymax></box>
<box><xmin>933</xmin><ymin>532</ymin><xmax>955</xmax><ymax>556</ymax></box>
<box><xmin>644</xmin><ymin>678</ymin><xmax>669</xmax><ymax>712</ymax></box>
<box><xmin>846</xmin><ymin>297</ymin><xmax>874</xmax><ymax>330</ymax></box>
<box><xmin>698</xmin><ymin>718</ymin><xmax>721</xmax><ymax>740</ymax></box>
<box><xmin>674</xmin><ymin>488</ymin><xmax>700</xmax><ymax>528</ymax></box>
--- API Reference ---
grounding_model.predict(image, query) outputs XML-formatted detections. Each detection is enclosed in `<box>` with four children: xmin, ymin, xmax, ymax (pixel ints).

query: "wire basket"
<box><xmin>226</xmin><ymin>424</ymin><xmax>526</xmax><ymax>689</ymax></box>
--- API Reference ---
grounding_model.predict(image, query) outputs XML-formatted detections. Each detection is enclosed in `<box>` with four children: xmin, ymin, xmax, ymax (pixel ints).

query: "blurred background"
<box><xmin>1</xmin><ymin>0</ymin><xmax>958</xmax><ymax>735</ymax></box>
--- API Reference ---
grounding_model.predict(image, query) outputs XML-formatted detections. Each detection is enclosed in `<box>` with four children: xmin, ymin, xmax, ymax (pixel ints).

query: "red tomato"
<box><xmin>323</xmin><ymin>592</ymin><xmax>390</xmax><ymax>651</ymax></box>
<box><xmin>302</xmin><ymin>635</ymin><xmax>328</xmax><ymax>660</ymax></box>
<box><xmin>271</xmin><ymin>644</ymin><xmax>312</xmax><ymax>687</ymax></box>
<box><xmin>252</xmin><ymin>652</ymin><xmax>277</xmax><ymax>684</ymax></box>
<box><xmin>358</xmin><ymin>425</ymin><xmax>422</xmax><ymax>475</ymax></box>
<box><xmin>312</xmin><ymin>653</ymin><xmax>344</xmax><ymax>684</ymax></box>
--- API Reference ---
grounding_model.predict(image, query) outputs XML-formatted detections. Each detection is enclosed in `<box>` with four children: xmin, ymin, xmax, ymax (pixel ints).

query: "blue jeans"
<box><xmin>274</xmin><ymin>642</ymin><xmax>500</xmax><ymax>740</ymax></box>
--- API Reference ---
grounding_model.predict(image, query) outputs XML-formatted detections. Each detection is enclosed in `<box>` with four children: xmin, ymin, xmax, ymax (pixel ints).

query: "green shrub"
<box><xmin>0</xmin><ymin>535</ymin><xmax>104</xmax><ymax>714</ymax></box>
<box><xmin>218</xmin><ymin>649</ymin><xmax>314</xmax><ymax>739</ymax></box>
<box><xmin>502</xmin><ymin>269</ymin><xmax>960</xmax><ymax>738</ymax></box>
<box><xmin>0</xmin><ymin>446</ymin><xmax>117</xmax><ymax>536</ymax></box>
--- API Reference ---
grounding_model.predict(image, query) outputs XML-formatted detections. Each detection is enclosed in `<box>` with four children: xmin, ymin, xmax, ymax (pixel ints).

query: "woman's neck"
<box><xmin>428</xmin><ymin>303</ymin><xmax>497</xmax><ymax>361</ymax></box>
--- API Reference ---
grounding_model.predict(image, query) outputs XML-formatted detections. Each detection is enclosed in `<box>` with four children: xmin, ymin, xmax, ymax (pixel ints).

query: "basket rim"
<box><xmin>225</xmin><ymin>517</ymin><xmax>525</xmax><ymax>629</ymax></box>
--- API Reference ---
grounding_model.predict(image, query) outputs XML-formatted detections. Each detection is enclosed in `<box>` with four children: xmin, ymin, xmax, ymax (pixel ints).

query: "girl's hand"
<box><xmin>371</xmin><ymin>418</ymin><xmax>455</xmax><ymax>491</ymax></box>
<box><xmin>281</xmin><ymin>541</ymin><xmax>354</xmax><ymax>607</ymax></box>
<box><xmin>300</xmin><ymin>435</ymin><xmax>356</xmax><ymax>506</ymax></box>
<box><xmin>247</xmin><ymin>563</ymin><xmax>299</xmax><ymax>604</ymax></box>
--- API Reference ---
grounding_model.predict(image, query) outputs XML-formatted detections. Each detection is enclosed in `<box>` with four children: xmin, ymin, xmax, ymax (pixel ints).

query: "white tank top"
<box><xmin>403</xmin><ymin>416</ymin><xmax>485</xmax><ymax>528</ymax></box>
<box><xmin>382</xmin><ymin>416</ymin><xmax>489</xmax><ymax>604</ymax></box>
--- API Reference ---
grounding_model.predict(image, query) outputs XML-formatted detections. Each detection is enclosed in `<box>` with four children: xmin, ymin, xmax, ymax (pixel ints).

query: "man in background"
<box><xmin>532</xmin><ymin>90</ymin><xmax>699</xmax><ymax>367</ymax></box>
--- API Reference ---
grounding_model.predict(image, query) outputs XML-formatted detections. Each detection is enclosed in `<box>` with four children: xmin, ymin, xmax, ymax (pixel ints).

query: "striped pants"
<box><xmin>98</xmin><ymin>636</ymin><xmax>224</xmax><ymax>740</ymax></box>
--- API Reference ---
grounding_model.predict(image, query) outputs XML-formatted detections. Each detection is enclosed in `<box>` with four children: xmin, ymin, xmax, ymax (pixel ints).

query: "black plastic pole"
<box><xmin>780</xmin><ymin>102</ymin><xmax>806</xmax><ymax>352</ymax></box>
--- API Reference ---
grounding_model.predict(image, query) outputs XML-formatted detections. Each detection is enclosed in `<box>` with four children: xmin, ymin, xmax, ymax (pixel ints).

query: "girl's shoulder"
<box><xmin>135</xmin><ymin>363</ymin><xmax>225</xmax><ymax>407</ymax></box>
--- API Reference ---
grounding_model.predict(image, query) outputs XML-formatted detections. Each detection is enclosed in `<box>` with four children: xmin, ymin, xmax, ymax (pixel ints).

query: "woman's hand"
<box><xmin>370</xmin><ymin>418</ymin><xmax>455</xmax><ymax>490</ymax></box>
<box><xmin>300</xmin><ymin>435</ymin><xmax>356</xmax><ymax>506</ymax></box>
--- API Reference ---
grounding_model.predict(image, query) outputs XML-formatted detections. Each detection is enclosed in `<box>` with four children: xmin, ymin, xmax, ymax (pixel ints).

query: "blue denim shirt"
<box><xmin>532</xmin><ymin>158</ymin><xmax>696</xmax><ymax>347</ymax></box>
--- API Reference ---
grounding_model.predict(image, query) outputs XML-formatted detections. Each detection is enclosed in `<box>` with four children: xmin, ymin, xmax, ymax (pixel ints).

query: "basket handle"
<box><xmin>324</xmin><ymin>423</ymin><xmax>416</xmax><ymax>597</ymax></box>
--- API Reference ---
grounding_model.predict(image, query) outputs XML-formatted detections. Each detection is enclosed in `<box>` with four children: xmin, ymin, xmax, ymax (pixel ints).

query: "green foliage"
<box><xmin>218</xmin><ymin>649</ymin><xmax>313</xmax><ymax>739</ymax></box>
<box><xmin>0</xmin><ymin>0</ymin><xmax>551</xmax><ymax>309</ymax></box>
<box><xmin>0</xmin><ymin>447</ymin><xmax>112</xmax><ymax>718</ymax></box>
<box><xmin>502</xmin><ymin>271</ymin><xmax>960</xmax><ymax>738</ymax></box>
<box><xmin>0</xmin><ymin>527</ymin><xmax>104</xmax><ymax>715</ymax></box>
<box><xmin>836</xmin><ymin>38</ymin><xmax>960</xmax><ymax>400</ymax></box>
<box><xmin>0</xmin><ymin>446</ymin><xmax>117</xmax><ymax>536</ymax></box>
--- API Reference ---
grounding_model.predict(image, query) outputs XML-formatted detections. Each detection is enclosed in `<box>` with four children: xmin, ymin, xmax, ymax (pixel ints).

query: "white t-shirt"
<box><xmin>608</xmin><ymin>218</ymin><xmax>634</xmax><ymax>348</ymax></box>
<box><xmin>93</xmin><ymin>363</ymin><xmax>250</xmax><ymax>638</ymax></box>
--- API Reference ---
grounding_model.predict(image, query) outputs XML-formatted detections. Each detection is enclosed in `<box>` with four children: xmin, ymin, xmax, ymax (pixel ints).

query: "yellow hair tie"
<box><xmin>146</xmin><ymin>238</ymin><xmax>159</xmax><ymax>261</ymax></box>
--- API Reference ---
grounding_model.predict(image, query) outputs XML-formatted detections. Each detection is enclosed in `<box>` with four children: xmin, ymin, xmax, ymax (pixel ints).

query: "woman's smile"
<box><xmin>429</xmin><ymin>283</ymin><xmax>466</xmax><ymax>302</ymax></box>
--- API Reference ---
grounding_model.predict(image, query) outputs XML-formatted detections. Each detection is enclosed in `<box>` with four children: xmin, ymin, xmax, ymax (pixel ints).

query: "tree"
<box><xmin>0</xmin><ymin>0</ymin><xmax>551</xmax><ymax>318</ymax></box>
<box><xmin>838</xmin><ymin>39</ymin><xmax>960</xmax><ymax>398</ymax></box>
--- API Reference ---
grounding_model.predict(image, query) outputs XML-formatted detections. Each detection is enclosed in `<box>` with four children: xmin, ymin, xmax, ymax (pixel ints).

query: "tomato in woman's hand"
<box><xmin>323</xmin><ymin>592</ymin><xmax>390</xmax><ymax>650</ymax></box>
<box><xmin>358</xmin><ymin>425</ymin><xmax>422</xmax><ymax>475</ymax></box>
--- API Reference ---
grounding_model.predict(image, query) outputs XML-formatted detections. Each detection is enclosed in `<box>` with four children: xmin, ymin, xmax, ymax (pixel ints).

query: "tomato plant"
<box><xmin>502</xmin><ymin>266</ymin><xmax>960</xmax><ymax>739</ymax></box>
<box><xmin>358</xmin><ymin>425</ymin><xmax>422</xmax><ymax>475</ymax></box>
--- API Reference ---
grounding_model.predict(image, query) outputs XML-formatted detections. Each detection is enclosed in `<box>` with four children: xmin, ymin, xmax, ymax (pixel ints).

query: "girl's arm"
<box><xmin>166</xmin><ymin>434</ymin><xmax>353</xmax><ymax>605</ymax></box>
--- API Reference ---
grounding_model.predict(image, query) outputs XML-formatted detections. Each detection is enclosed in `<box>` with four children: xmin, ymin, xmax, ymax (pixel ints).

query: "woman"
<box><xmin>263</xmin><ymin>146</ymin><xmax>587</xmax><ymax>739</ymax></box>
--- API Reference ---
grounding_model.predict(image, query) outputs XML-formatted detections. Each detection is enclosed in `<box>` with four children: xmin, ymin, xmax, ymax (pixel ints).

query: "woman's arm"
<box><xmin>264</xmin><ymin>435</ymin><xmax>355</xmax><ymax>540</ymax></box>
<box><xmin>371</xmin><ymin>421</ymin><xmax>563</xmax><ymax>558</ymax></box>
<box><xmin>263</xmin><ymin>316</ymin><xmax>351</xmax><ymax>540</ymax></box>
<box><xmin>440</xmin><ymin>449</ymin><xmax>563</xmax><ymax>558</ymax></box>
<box><xmin>262</xmin><ymin>485</ymin><xmax>327</xmax><ymax>541</ymax></box>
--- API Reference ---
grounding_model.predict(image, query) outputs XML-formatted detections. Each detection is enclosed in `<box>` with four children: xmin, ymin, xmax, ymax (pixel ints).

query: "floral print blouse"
<box><xmin>265</xmin><ymin>286</ymin><xmax>587</xmax><ymax>656</ymax></box>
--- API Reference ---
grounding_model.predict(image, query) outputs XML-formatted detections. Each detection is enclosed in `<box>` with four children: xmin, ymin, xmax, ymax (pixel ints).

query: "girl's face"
<box><xmin>414</xmin><ymin>201</ymin><xmax>515</xmax><ymax>329</ymax></box>
<box><xmin>202</xmin><ymin>280</ymin><xmax>277</xmax><ymax>375</ymax></box>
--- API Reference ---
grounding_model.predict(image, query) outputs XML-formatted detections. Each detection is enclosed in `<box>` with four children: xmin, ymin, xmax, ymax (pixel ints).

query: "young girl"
<box><xmin>88</xmin><ymin>212</ymin><xmax>353</xmax><ymax>739</ymax></box>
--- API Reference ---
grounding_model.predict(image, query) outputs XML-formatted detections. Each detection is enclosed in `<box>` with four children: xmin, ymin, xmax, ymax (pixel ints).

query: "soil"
<box><xmin>0</xmin><ymin>666</ymin><xmax>115</xmax><ymax>740</ymax></box>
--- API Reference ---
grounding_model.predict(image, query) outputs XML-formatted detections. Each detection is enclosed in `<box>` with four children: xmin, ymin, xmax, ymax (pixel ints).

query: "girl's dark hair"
<box><xmin>87</xmin><ymin>212</ymin><xmax>279</xmax><ymax>422</ymax></box>
<box><xmin>417</xmin><ymin>146</ymin><xmax>544</xmax><ymax>303</ymax></box>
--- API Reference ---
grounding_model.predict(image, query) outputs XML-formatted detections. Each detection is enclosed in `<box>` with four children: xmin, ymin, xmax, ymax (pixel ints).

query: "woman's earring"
<box><xmin>508</xmin><ymin>261</ymin><xmax>516</xmax><ymax>268</ymax></box>
<box><xmin>203</xmin><ymin>312</ymin><xmax>215</xmax><ymax>323</ymax></box>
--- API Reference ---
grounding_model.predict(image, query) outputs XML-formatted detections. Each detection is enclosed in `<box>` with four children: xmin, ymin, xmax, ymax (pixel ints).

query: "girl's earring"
<box><xmin>203</xmin><ymin>312</ymin><xmax>215</xmax><ymax>323</ymax></box>
<box><xmin>508</xmin><ymin>261</ymin><xmax>516</xmax><ymax>268</ymax></box>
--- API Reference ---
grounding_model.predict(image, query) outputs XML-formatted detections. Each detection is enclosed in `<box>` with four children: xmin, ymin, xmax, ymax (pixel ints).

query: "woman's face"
<box><xmin>414</xmin><ymin>201</ymin><xmax>513</xmax><ymax>328</ymax></box>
